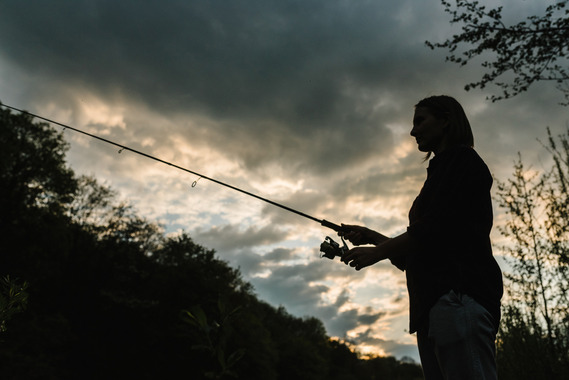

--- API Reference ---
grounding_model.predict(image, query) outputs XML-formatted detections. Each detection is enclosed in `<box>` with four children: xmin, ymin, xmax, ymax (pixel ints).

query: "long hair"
<box><xmin>415</xmin><ymin>95</ymin><xmax>474</xmax><ymax>159</ymax></box>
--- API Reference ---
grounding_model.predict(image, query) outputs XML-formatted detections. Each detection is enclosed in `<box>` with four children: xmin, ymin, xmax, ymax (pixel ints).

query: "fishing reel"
<box><xmin>320</xmin><ymin>236</ymin><xmax>349</xmax><ymax>260</ymax></box>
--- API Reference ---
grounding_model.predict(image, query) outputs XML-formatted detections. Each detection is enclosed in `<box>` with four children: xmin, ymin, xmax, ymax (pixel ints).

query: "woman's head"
<box><xmin>412</xmin><ymin>95</ymin><xmax>474</xmax><ymax>157</ymax></box>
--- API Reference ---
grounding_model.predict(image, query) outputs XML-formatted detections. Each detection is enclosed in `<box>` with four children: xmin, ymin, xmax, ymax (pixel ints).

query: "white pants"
<box><xmin>417</xmin><ymin>290</ymin><xmax>498</xmax><ymax>380</ymax></box>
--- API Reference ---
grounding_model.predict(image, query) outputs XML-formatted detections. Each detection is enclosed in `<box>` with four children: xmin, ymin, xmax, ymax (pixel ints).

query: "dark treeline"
<box><xmin>0</xmin><ymin>106</ymin><xmax>423</xmax><ymax>379</ymax></box>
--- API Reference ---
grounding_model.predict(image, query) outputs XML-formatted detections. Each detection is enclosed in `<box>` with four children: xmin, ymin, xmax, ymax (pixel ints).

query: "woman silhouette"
<box><xmin>340</xmin><ymin>95</ymin><xmax>503</xmax><ymax>380</ymax></box>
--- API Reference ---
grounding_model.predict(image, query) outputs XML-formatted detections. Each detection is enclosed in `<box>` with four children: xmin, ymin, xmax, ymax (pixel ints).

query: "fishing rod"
<box><xmin>1</xmin><ymin>103</ymin><xmax>347</xmax><ymax>241</ymax></box>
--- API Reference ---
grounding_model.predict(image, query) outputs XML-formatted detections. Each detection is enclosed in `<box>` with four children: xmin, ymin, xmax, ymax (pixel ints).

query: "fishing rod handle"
<box><xmin>320</xmin><ymin>219</ymin><xmax>345</xmax><ymax>232</ymax></box>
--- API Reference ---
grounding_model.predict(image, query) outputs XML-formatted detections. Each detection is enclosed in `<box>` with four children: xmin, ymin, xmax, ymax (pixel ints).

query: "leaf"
<box><xmin>183</xmin><ymin>306</ymin><xmax>208</xmax><ymax>329</ymax></box>
<box><xmin>226</xmin><ymin>349</ymin><xmax>245</xmax><ymax>369</ymax></box>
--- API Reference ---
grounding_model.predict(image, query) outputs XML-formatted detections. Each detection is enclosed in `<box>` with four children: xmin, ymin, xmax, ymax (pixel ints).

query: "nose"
<box><xmin>410</xmin><ymin>125</ymin><xmax>417</xmax><ymax>137</ymax></box>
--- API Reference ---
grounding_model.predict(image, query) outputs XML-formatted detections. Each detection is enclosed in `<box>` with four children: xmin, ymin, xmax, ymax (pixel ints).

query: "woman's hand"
<box><xmin>341</xmin><ymin>232</ymin><xmax>415</xmax><ymax>270</ymax></box>
<box><xmin>341</xmin><ymin>246</ymin><xmax>387</xmax><ymax>271</ymax></box>
<box><xmin>339</xmin><ymin>224</ymin><xmax>389</xmax><ymax>246</ymax></box>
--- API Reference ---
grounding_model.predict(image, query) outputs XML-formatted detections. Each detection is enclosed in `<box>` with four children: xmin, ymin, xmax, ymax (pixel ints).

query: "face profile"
<box><xmin>411</xmin><ymin>106</ymin><xmax>448</xmax><ymax>155</ymax></box>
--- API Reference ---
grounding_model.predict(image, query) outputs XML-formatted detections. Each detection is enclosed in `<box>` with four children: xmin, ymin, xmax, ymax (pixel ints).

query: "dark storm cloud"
<box><xmin>334</xmin><ymin>289</ymin><xmax>350</xmax><ymax>307</ymax></box>
<box><xmin>252</xmin><ymin>268</ymin><xmax>330</xmax><ymax>314</ymax></box>
<box><xmin>322</xmin><ymin>307</ymin><xmax>385</xmax><ymax>337</ymax></box>
<box><xmin>194</xmin><ymin>223</ymin><xmax>287</xmax><ymax>251</ymax></box>
<box><xmin>0</xmin><ymin>0</ymin><xmax>445</xmax><ymax>175</ymax></box>
<box><xmin>264</xmin><ymin>247</ymin><xmax>296</xmax><ymax>261</ymax></box>
<box><xmin>267</xmin><ymin>259</ymin><xmax>343</xmax><ymax>283</ymax></box>
<box><xmin>242</xmin><ymin>254</ymin><xmax>391</xmax><ymax>334</ymax></box>
<box><xmin>358</xmin><ymin>308</ymin><xmax>385</xmax><ymax>325</ymax></box>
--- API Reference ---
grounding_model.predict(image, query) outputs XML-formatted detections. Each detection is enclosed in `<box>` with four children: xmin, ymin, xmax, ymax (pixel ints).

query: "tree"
<box><xmin>427</xmin><ymin>0</ymin><xmax>569</xmax><ymax>104</ymax></box>
<box><xmin>0</xmin><ymin>103</ymin><xmax>79</xmax><ymax>296</ymax></box>
<box><xmin>0</xmin><ymin>103</ymin><xmax>77</xmax><ymax>219</ymax></box>
<box><xmin>494</xmin><ymin>129</ymin><xmax>569</xmax><ymax>379</ymax></box>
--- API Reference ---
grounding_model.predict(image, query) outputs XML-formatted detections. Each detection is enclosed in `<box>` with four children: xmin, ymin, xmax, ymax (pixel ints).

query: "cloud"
<box><xmin>351</xmin><ymin>328</ymin><xmax>418</xmax><ymax>360</ymax></box>
<box><xmin>194</xmin><ymin>223</ymin><xmax>288</xmax><ymax>250</ymax></box>
<box><xmin>0</xmin><ymin>0</ymin><xmax>442</xmax><ymax>178</ymax></box>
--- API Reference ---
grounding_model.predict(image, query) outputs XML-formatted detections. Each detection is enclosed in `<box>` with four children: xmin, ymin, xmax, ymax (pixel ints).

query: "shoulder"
<box><xmin>434</xmin><ymin>145</ymin><xmax>491</xmax><ymax>178</ymax></box>
<box><xmin>439</xmin><ymin>145</ymin><xmax>487</xmax><ymax>166</ymax></box>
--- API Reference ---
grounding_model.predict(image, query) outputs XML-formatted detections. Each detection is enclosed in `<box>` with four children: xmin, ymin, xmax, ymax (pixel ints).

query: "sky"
<box><xmin>1</xmin><ymin>0</ymin><xmax>568</xmax><ymax>362</ymax></box>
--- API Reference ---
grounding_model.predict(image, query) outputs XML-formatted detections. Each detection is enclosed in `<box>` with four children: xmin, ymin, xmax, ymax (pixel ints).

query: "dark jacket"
<box><xmin>392</xmin><ymin>145</ymin><xmax>503</xmax><ymax>333</ymax></box>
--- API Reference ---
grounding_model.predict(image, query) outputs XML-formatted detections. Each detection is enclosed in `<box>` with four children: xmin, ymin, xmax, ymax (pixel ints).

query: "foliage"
<box><xmin>0</xmin><ymin>103</ymin><xmax>77</xmax><ymax>218</ymax></box>
<box><xmin>427</xmin><ymin>0</ymin><xmax>569</xmax><ymax>104</ymax></box>
<box><xmin>182</xmin><ymin>301</ymin><xmax>245</xmax><ymax>379</ymax></box>
<box><xmin>0</xmin><ymin>105</ymin><xmax>423</xmax><ymax>379</ymax></box>
<box><xmin>0</xmin><ymin>276</ymin><xmax>28</xmax><ymax>334</ymax></box>
<box><xmin>497</xmin><ymin>305</ymin><xmax>567</xmax><ymax>380</ymax></box>
<box><xmin>495</xmin><ymin>128</ymin><xmax>569</xmax><ymax>379</ymax></box>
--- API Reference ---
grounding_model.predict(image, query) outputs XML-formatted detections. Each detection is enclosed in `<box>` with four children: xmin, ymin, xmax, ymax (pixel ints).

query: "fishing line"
<box><xmin>1</xmin><ymin>103</ymin><xmax>343</xmax><ymax>232</ymax></box>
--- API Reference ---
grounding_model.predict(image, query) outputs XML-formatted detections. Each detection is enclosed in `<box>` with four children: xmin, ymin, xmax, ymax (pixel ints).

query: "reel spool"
<box><xmin>320</xmin><ymin>236</ymin><xmax>348</xmax><ymax>259</ymax></box>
